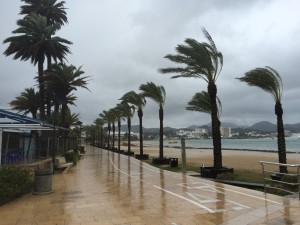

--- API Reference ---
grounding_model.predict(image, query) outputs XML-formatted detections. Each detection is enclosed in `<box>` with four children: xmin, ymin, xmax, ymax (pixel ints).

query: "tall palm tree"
<box><xmin>99</xmin><ymin>110</ymin><xmax>112</xmax><ymax>150</ymax></box>
<box><xmin>94</xmin><ymin>118</ymin><xmax>105</xmax><ymax>148</ymax></box>
<box><xmin>114</xmin><ymin>104</ymin><xmax>126</xmax><ymax>152</ymax></box>
<box><xmin>3</xmin><ymin>13</ymin><xmax>72</xmax><ymax>119</ymax></box>
<box><xmin>20</xmin><ymin>0</ymin><xmax>69</xmax><ymax>116</ymax></box>
<box><xmin>108</xmin><ymin>108</ymin><xmax>119</xmax><ymax>151</ymax></box>
<box><xmin>118</xmin><ymin>101</ymin><xmax>135</xmax><ymax>154</ymax></box>
<box><xmin>159</xmin><ymin>28</ymin><xmax>223</xmax><ymax>169</ymax></box>
<box><xmin>20</xmin><ymin>0</ymin><xmax>68</xmax><ymax>27</ymax></box>
<box><xmin>9</xmin><ymin>87</ymin><xmax>40</xmax><ymax>119</ymax></box>
<box><xmin>120</xmin><ymin>91</ymin><xmax>147</xmax><ymax>158</ymax></box>
<box><xmin>139</xmin><ymin>82</ymin><xmax>166</xmax><ymax>161</ymax></box>
<box><xmin>43</xmin><ymin>63</ymin><xmax>89</xmax><ymax>129</ymax></box>
<box><xmin>20</xmin><ymin>0</ymin><xmax>68</xmax><ymax>117</ymax></box>
<box><xmin>237</xmin><ymin>66</ymin><xmax>287</xmax><ymax>173</ymax></box>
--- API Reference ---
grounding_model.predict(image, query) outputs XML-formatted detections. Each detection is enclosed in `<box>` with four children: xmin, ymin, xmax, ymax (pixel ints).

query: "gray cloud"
<box><xmin>1</xmin><ymin>0</ymin><xmax>300</xmax><ymax>128</ymax></box>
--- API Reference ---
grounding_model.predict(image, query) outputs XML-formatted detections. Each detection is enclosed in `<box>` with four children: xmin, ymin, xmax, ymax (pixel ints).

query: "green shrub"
<box><xmin>0</xmin><ymin>167</ymin><xmax>33</xmax><ymax>203</ymax></box>
<box><xmin>77</xmin><ymin>146</ymin><xmax>85</xmax><ymax>154</ymax></box>
<box><xmin>64</xmin><ymin>151</ymin><xmax>80</xmax><ymax>165</ymax></box>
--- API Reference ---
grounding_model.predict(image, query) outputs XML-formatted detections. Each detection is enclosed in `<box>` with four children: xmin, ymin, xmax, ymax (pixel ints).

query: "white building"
<box><xmin>220</xmin><ymin>127</ymin><xmax>231</xmax><ymax>138</ymax></box>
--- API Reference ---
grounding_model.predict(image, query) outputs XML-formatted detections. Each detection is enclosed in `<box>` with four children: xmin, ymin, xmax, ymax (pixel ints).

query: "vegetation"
<box><xmin>63</xmin><ymin>151</ymin><xmax>80</xmax><ymax>165</ymax></box>
<box><xmin>140</xmin><ymin>82</ymin><xmax>166</xmax><ymax>161</ymax></box>
<box><xmin>4</xmin><ymin>0</ymin><xmax>86</xmax><ymax>133</ymax></box>
<box><xmin>120</xmin><ymin>91</ymin><xmax>147</xmax><ymax>156</ymax></box>
<box><xmin>3</xmin><ymin>13</ymin><xmax>72</xmax><ymax>120</ymax></box>
<box><xmin>237</xmin><ymin>67</ymin><xmax>287</xmax><ymax>173</ymax></box>
<box><xmin>9</xmin><ymin>88</ymin><xmax>40</xmax><ymax>119</ymax></box>
<box><xmin>0</xmin><ymin>167</ymin><xmax>33</xmax><ymax>204</ymax></box>
<box><xmin>159</xmin><ymin>28</ymin><xmax>223</xmax><ymax>169</ymax></box>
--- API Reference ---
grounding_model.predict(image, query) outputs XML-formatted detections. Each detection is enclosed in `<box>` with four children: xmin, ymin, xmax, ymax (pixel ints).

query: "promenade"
<box><xmin>0</xmin><ymin>145</ymin><xmax>299</xmax><ymax>225</ymax></box>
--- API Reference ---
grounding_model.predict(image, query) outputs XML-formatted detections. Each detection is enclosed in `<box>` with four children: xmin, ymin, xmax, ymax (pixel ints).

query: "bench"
<box><xmin>55</xmin><ymin>157</ymin><xmax>73</xmax><ymax>173</ymax></box>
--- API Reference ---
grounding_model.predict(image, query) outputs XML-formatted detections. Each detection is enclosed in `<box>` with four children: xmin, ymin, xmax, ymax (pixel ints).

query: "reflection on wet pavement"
<box><xmin>0</xmin><ymin>145</ymin><xmax>299</xmax><ymax>225</ymax></box>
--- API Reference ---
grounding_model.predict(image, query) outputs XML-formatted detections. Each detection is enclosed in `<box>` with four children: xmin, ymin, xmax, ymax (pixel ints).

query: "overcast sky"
<box><xmin>1</xmin><ymin>0</ymin><xmax>300</xmax><ymax>128</ymax></box>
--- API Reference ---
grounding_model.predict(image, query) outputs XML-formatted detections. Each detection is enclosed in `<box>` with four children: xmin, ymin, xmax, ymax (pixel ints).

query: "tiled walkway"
<box><xmin>0</xmin><ymin>145</ymin><xmax>299</xmax><ymax>225</ymax></box>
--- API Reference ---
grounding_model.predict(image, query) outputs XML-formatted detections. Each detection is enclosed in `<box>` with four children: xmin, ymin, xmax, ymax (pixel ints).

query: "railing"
<box><xmin>259</xmin><ymin>161</ymin><xmax>300</xmax><ymax>200</ymax></box>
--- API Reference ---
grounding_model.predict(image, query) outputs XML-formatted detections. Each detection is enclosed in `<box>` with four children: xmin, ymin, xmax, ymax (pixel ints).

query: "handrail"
<box><xmin>259</xmin><ymin>161</ymin><xmax>300</xmax><ymax>200</ymax></box>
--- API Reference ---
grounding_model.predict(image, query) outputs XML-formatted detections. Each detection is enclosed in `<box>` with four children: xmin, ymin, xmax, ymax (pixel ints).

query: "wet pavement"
<box><xmin>0</xmin><ymin>145</ymin><xmax>299</xmax><ymax>225</ymax></box>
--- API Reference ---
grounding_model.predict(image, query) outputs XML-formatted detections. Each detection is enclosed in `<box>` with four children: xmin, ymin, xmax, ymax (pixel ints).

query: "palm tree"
<box><xmin>20</xmin><ymin>0</ymin><xmax>68</xmax><ymax>27</ymax></box>
<box><xmin>3</xmin><ymin>13</ymin><xmax>72</xmax><ymax>119</ymax></box>
<box><xmin>237</xmin><ymin>66</ymin><xmax>287</xmax><ymax>173</ymax></box>
<box><xmin>139</xmin><ymin>82</ymin><xmax>166</xmax><ymax>162</ymax></box>
<box><xmin>94</xmin><ymin>118</ymin><xmax>105</xmax><ymax>148</ymax></box>
<box><xmin>118</xmin><ymin>102</ymin><xmax>135</xmax><ymax>154</ymax></box>
<box><xmin>20</xmin><ymin>0</ymin><xmax>69</xmax><ymax>116</ymax></box>
<box><xmin>43</xmin><ymin>63</ymin><xmax>89</xmax><ymax>129</ymax></box>
<box><xmin>9</xmin><ymin>87</ymin><xmax>39</xmax><ymax>119</ymax></box>
<box><xmin>120</xmin><ymin>91</ymin><xmax>147</xmax><ymax>158</ymax></box>
<box><xmin>108</xmin><ymin>108</ymin><xmax>119</xmax><ymax>151</ymax></box>
<box><xmin>159</xmin><ymin>28</ymin><xmax>223</xmax><ymax>169</ymax></box>
<box><xmin>114</xmin><ymin>104</ymin><xmax>126</xmax><ymax>152</ymax></box>
<box><xmin>99</xmin><ymin>110</ymin><xmax>112</xmax><ymax>150</ymax></box>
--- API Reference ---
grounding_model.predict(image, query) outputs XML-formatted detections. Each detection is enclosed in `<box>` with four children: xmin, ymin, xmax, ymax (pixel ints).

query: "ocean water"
<box><xmin>144</xmin><ymin>136</ymin><xmax>300</xmax><ymax>153</ymax></box>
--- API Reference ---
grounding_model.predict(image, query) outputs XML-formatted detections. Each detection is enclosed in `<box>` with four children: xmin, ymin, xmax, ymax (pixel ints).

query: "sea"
<box><xmin>144</xmin><ymin>134</ymin><xmax>300</xmax><ymax>153</ymax></box>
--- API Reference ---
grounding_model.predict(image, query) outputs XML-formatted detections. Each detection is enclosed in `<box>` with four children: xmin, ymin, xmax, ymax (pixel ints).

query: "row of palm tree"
<box><xmin>4</xmin><ymin>0</ymin><xmax>89</xmax><ymax>132</ymax></box>
<box><xmin>160</xmin><ymin>28</ymin><xmax>287</xmax><ymax>173</ymax></box>
<box><xmin>89</xmin><ymin>82</ymin><xmax>167</xmax><ymax>162</ymax></box>
<box><xmin>86</xmin><ymin>28</ymin><xmax>287</xmax><ymax>173</ymax></box>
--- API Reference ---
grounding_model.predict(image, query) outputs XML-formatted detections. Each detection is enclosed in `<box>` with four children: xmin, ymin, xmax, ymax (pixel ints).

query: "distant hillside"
<box><xmin>249</xmin><ymin>121</ymin><xmax>277</xmax><ymax>132</ymax></box>
<box><xmin>120</xmin><ymin>125</ymin><xmax>177</xmax><ymax>134</ymax></box>
<box><xmin>284</xmin><ymin>123</ymin><xmax>300</xmax><ymax>133</ymax></box>
<box><xmin>116</xmin><ymin>121</ymin><xmax>300</xmax><ymax>134</ymax></box>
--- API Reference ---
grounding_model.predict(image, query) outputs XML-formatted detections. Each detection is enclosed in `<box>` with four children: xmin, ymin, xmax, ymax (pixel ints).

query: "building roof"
<box><xmin>0</xmin><ymin>109</ymin><xmax>53</xmax><ymax>132</ymax></box>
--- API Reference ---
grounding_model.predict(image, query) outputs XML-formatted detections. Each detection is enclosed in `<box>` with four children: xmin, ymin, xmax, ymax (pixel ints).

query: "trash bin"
<box><xmin>33</xmin><ymin>165</ymin><xmax>53</xmax><ymax>195</ymax></box>
<box><xmin>170</xmin><ymin>158</ymin><xmax>178</xmax><ymax>167</ymax></box>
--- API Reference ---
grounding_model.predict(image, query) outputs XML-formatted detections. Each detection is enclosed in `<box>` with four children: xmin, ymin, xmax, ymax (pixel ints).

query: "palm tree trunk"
<box><xmin>108</xmin><ymin>124</ymin><xmax>111</xmax><ymax>150</ymax></box>
<box><xmin>275</xmin><ymin>102</ymin><xmax>288</xmax><ymax>173</ymax></box>
<box><xmin>38</xmin><ymin>60</ymin><xmax>46</xmax><ymax>120</ymax></box>
<box><xmin>118</xmin><ymin>120</ymin><xmax>121</xmax><ymax>151</ymax></box>
<box><xmin>46</xmin><ymin>56</ymin><xmax>52</xmax><ymax>117</ymax></box>
<box><xmin>128</xmin><ymin>117</ymin><xmax>131</xmax><ymax>153</ymax></box>
<box><xmin>100</xmin><ymin>127</ymin><xmax>103</xmax><ymax>148</ymax></box>
<box><xmin>138</xmin><ymin>109</ymin><xmax>144</xmax><ymax>156</ymax></box>
<box><xmin>159</xmin><ymin>107</ymin><xmax>164</xmax><ymax>160</ymax></box>
<box><xmin>208</xmin><ymin>82</ymin><xmax>222</xmax><ymax>169</ymax></box>
<box><xmin>112</xmin><ymin>123</ymin><xmax>115</xmax><ymax>150</ymax></box>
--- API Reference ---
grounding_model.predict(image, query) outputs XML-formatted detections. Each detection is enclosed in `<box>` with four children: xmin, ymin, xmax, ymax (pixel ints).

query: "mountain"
<box><xmin>248</xmin><ymin>121</ymin><xmax>277</xmax><ymax>132</ymax></box>
<box><xmin>117</xmin><ymin>121</ymin><xmax>300</xmax><ymax>134</ymax></box>
<box><xmin>120</xmin><ymin>125</ymin><xmax>177</xmax><ymax>134</ymax></box>
<box><xmin>284</xmin><ymin>123</ymin><xmax>300</xmax><ymax>133</ymax></box>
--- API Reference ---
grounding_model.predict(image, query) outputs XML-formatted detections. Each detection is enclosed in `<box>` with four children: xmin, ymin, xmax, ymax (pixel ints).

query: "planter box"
<box><xmin>152</xmin><ymin>157</ymin><xmax>170</xmax><ymax>165</ymax></box>
<box><xmin>135</xmin><ymin>154</ymin><xmax>149</xmax><ymax>160</ymax></box>
<box><xmin>116</xmin><ymin>150</ymin><xmax>125</xmax><ymax>154</ymax></box>
<box><xmin>270</xmin><ymin>173</ymin><xmax>284</xmax><ymax>181</ymax></box>
<box><xmin>200</xmin><ymin>167</ymin><xmax>234</xmax><ymax>179</ymax></box>
<box><xmin>123</xmin><ymin>151</ymin><xmax>134</xmax><ymax>156</ymax></box>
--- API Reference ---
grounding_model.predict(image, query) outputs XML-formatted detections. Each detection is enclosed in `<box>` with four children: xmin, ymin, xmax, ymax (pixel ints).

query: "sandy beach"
<box><xmin>129</xmin><ymin>142</ymin><xmax>300</xmax><ymax>172</ymax></box>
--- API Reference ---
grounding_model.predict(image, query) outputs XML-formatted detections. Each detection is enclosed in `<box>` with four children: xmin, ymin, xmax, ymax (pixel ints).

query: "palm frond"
<box><xmin>186</xmin><ymin>91</ymin><xmax>222</xmax><ymax>117</ymax></box>
<box><xmin>139</xmin><ymin>82</ymin><xmax>166</xmax><ymax>107</ymax></box>
<box><xmin>237</xmin><ymin>66</ymin><xmax>283</xmax><ymax>102</ymax></box>
<box><xmin>159</xmin><ymin>28</ymin><xmax>223</xmax><ymax>84</ymax></box>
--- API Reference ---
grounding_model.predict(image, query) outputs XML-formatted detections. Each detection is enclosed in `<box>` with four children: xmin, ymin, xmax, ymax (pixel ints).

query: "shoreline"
<box><xmin>143</xmin><ymin>143</ymin><xmax>300</xmax><ymax>154</ymax></box>
<box><xmin>129</xmin><ymin>142</ymin><xmax>300</xmax><ymax>171</ymax></box>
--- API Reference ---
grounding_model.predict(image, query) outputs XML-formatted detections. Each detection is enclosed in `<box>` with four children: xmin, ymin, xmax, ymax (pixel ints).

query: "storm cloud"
<box><xmin>1</xmin><ymin>0</ymin><xmax>299</xmax><ymax>128</ymax></box>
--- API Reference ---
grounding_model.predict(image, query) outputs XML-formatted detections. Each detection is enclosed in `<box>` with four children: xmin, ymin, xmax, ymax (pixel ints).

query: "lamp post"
<box><xmin>52</xmin><ymin>93</ymin><xmax>57</xmax><ymax>174</ymax></box>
